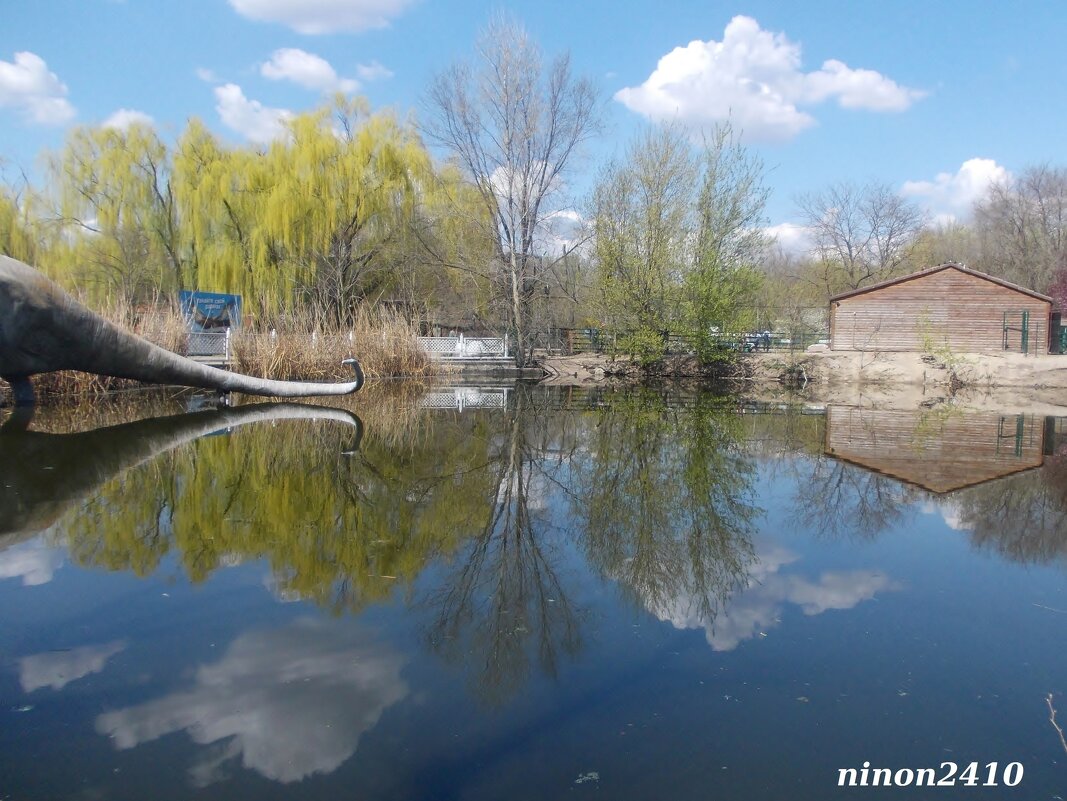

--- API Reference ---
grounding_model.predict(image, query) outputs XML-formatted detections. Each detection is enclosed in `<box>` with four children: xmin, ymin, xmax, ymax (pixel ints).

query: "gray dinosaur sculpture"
<box><xmin>0</xmin><ymin>402</ymin><xmax>364</xmax><ymax>541</ymax></box>
<box><xmin>0</xmin><ymin>255</ymin><xmax>365</xmax><ymax>406</ymax></box>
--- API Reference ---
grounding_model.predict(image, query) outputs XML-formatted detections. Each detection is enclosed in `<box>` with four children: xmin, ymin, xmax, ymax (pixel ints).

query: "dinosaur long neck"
<box><xmin>57</xmin><ymin>296</ymin><xmax>365</xmax><ymax>398</ymax></box>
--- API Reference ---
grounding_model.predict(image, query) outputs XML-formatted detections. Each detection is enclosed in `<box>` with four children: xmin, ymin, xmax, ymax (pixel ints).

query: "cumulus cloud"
<box><xmin>539</xmin><ymin>208</ymin><xmax>589</xmax><ymax>256</ymax></box>
<box><xmin>764</xmin><ymin>222</ymin><xmax>814</xmax><ymax>257</ymax></box>
<box><xmin>0</xmin><ymin>51</ymin><xmax>76</xmax><ymax>125</ymax></box>
<box><xmin>0</xmin><ymin>539</ymin><xmax>64</xmax><ymax>586</ymax></box>
<box><xmin>214</xmin><ymin>83</ymin><xmax>292</xmax><ymax>144</ymax></box>
<box><xmin>229</xmin><ymin>0</ymin><xmax>415</xmax><ymax>34</ymax></box>
<box><xmin>616</xmin><ymin>16</ymin><xmax>925</xmax><ymax>142</ymax></box>
<box><xmin>356</xmin><ymin>60</ymin><xmax>394</xmax><ymax>82</ymax></box>
<box><xmin>96</xmin><ymin>619</ymin><xmax>408</xmax><ymax>785</ymax></box>
<box><xmin>19</xmin><ymin>640</ymin><xmax>126</xmax><ymax>692</ymax></box>
<box><xmin>649</xmin><ymin>541</ymin><xmax>897</xmax><ymax>651</ymax></box>
<box><xmin>901</xmin><ymin>158</ymin><xmax>1010</xmax><ymax>224</ymax></box>
<box><xmin>102</xmin><ymin>108</ymin><xmax>154</xmax><ymax>130</ymax></box>
<box><xmin>261</xmin><ymin>48</ymin><xmax>359</xmax><ymax>94</ymax></box>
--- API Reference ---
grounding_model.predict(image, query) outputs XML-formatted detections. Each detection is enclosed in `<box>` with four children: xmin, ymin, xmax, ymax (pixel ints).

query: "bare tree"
<box><xmin>423</xmin><ymin>14</ymin><xmax>601</xmax><ymax>366</ymax></box>
<box><xmin>796</xmin><ymin>181</ymin><xmax>925</xmax><ymax>298</ymax></box>
<box><xmin>974</xmin><ymin>164</ymin><xmax>1067</xmax><ymax>293</ymax></box>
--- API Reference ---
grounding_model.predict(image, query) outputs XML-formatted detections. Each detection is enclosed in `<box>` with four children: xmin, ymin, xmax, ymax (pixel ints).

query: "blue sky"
<box><xmin>3</xmin><ymin>0</ymin><xmax>1066</xmax><ymax>247</ymax></box>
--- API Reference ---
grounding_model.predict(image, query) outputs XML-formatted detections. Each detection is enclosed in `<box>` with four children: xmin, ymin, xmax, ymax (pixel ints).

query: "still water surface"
<box><xmin>1</xmin><ymin>385</ymin><xmax>1065</xmax><ymax>799</ymax></box>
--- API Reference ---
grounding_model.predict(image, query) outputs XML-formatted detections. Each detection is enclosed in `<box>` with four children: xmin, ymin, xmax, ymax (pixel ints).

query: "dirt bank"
<box><xmin>537</xmin><ymin>349</ymin><xmax>1067</xmax><ymax>414</ymax></box>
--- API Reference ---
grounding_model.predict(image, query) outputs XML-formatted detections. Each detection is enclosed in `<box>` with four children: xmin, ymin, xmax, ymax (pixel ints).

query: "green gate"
<box><xmin>1002</xmin><ymin>310</ymin><xmax>1031</xmax><ymax>354</ymax></box>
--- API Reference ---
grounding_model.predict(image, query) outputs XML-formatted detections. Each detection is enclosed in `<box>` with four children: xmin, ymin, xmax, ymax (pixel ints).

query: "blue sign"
<box><xmin>179</xmin><ymin>290</ymin><xmax>242</xmax><ymax>332</ymax></box>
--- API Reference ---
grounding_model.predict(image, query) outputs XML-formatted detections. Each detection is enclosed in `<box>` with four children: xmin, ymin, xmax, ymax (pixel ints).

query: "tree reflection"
<box><xmin>953</xmin><ymin>444</ymin><xmax>1067</xmax><ymax>565</ymax></box>
<box><xmin>425</xmin><ymin>386</ymin><xmax>581</xmax><ymax>703</ymax></box>
<box><xmin>572</xmin><ymin>389</ymin><xmax>759</xmax><ymax>633</ymax></box>
<box><xmin>792</xmin><ymin>455</ymin><xmax>914</xmax><ymax>542</ymax></box>
<box><xmin>4</xmin><ymin>385</ymin><xmax>766</xmax><ymax>703</ymax></box>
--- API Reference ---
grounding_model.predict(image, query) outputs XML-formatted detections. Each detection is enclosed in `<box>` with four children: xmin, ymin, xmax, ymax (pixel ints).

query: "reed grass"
<box><xmin>1</xmin><ymin>299</ymin><xmax>435</xmax><ymax>405</ymax></box>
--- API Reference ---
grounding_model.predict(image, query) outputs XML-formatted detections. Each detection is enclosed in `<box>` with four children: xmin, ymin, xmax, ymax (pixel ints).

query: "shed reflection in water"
<box><xmin>1</xmin><ymin>388</ymin><xmax>1066</xmax><ymax>799</ymax></box>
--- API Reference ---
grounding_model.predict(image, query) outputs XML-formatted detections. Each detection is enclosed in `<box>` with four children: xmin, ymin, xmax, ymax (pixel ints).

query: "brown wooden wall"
<box><xmin>825</xmin><ymin>406</ymin><xmax>1045</xmax><ymax>493</ymax></box>
<box><xmin>830</xmin><ymin>269</ymin><xmax>1051</xmax><ymax>353</ymax></box>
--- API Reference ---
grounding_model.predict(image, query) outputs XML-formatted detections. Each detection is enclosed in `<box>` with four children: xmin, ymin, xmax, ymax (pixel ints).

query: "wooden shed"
<box><xmin>829</xmin><ymin>264</ymin><xmax>1052</xmax><ymax>354</ymax></box>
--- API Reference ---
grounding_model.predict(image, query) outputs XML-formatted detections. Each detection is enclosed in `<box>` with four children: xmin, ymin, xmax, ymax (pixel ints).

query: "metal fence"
<box><xmin>187</xmin><ymin>330</ymin><xmax>231</xmax><ymax>362</ymax></box>
<box><xmin>537</xmin><ymin>314</ymin><xmax>830</xmax><ymax>356</ymax></box>
<box><xmin>417</xmin><ymin>334</ymin><xmax>510</xmax><ymax>360</ymax></box>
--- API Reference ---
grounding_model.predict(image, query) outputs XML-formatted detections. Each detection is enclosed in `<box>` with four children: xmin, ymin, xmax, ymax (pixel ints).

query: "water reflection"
<box><xmin>650</xmin><ymin>541</ymin><xmax>897</xmax><ymax>650</ymax></box>
<box><xmin>574</xmin><ymin>391</ymin><xmax>759</xmax><ymax>634</ymax></box>
<box><xmin>424</xmin><ymin>387</ymin><xmax>582</xmax><ymax>703</ymax></box>
<box><xmin>20</xmin><ymin>639</ymin><xmax>126</xmax><ymax>692</ymax></box>
<box><xmin>95</xmin><ymin>619</ymin><xmax>407</xmax><ymax>785</ymax></box>
<box><xmin>813</xmin><ymin>404</ymin><xmax>1067</xmax><ymax>565</ymax></box>
<box><xmin>7</xmin><ymin>389</ymin><xmax>1067</xmax><ymax>797</ymax></box>
<box><xmin>0</xmin><ymin>402</ymin><xmax>364</xmax><ymax>541</ymax></box>
<box><xmin>0</xmin><ymin>537</ymin><xmax>64</xmax><ymax>585</ymax></box>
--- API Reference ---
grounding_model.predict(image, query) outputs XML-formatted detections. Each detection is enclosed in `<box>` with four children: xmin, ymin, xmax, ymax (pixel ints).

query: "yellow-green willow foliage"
<box><xmin>0</xmin><ymin>186</ymin><xmax>38</xmax><ymax>263</ymax></box>
<box><xmin>47</xmin><ymin>122</ymin><xmax>188</xmax><ymax>302</ymax></box>
<box><xmin>175</xmin><ymin>97</ymin><xmax>437</xmax><ymax>324</ymax></box>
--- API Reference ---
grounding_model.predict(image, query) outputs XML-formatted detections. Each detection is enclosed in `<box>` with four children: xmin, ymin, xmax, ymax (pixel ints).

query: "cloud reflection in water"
<box><xmin>96</xmin><ymin>618</ymin><xmax>408</xmax><ymax>785</ymax></box>
<box><xmin>19</xmin><ymin>639</ymin><xmax>126</xmax><ymax>692</ymax></box>
<box><xmin>651</xmin><ymin>542</ymin><xmax>898</xmax><ymax>651</ymax></box>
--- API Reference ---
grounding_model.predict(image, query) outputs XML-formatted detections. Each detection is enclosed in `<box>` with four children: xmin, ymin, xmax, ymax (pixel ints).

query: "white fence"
<box><xmin>417</xmin><ymin>334</ymin><xmax>510</xmax><ymax>360</ymax></box>
<box><xmin>419</xmin><ymin>387</ymin><xmax>510</xmax><ymax>411</ymax></box>
<box><xmin>187</xmin><ymin>330</ymin><xmax>231</xmax><ymax>362</ymax></box>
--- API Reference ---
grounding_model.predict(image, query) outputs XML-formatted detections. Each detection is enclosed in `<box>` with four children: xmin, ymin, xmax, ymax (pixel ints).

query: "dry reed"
<box><xmin>1</xmin><ymin>299</ymin><xmax>436</xmax><ymax>405</ymax></box>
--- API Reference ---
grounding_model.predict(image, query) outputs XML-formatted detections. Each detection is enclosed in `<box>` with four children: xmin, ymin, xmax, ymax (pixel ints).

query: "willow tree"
<box><xmin>0</xmin><ymin>182</ymin><xmax>38</xmax><ymax>264</ymax></box>
<box><xmin>176</xmin><ymin>97</ymin><xmax>434</xmax><ymax>325</ymax></box>
<box><xmin>46</xmin><ymin>122</ymin><xmax>187</xmax><ymax>301</ymax></box>
<box><xmin>424</xmin><ymin>15</ymin><xmax>602</xmax><ymax>366</ymax></box>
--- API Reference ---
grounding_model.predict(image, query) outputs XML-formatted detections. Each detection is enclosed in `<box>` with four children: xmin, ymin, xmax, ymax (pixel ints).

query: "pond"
<box><xmin>1</xmin><ymin>384</ymin><xmax>1065</xmax><ymax>799</ymax></box>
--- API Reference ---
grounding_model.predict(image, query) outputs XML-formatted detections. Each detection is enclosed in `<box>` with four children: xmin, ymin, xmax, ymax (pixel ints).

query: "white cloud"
<box><xmin>0</xmin><ymin>539</ymin><xmax>64</xmax><ymax>586</ymax></box>
<box><xmin>649</xmin><ymin>541</ymin><xmax>897</xmax><ymax>651</ymax></box>
<box><xmin>229</xmin><ymin>0</ymin><xmax>415</xmax><ymax>34</ymax></box>
<box><xmin>96</xmin><ymin>619</ymin><xmax>408</xmax><ymax>784</ymax></box>
<box><xmin>102</xmin><ymin>108</ymin><xmax>154</xmax><ymax>131</ymax></box>
<box><xmin>214</xmin><ymin>83</ymin><xmax>292</xmax><ymax>144</ymax></box>
<box><xmin>901</xmin><ymin>158</ymin><xmax>1010</xmax><ymax>225</ymax></box>
<box><xmin>616</xmin><ymin>16</ymin><xmax>925</xmax><ymax>142</ymax></box>
<box><xmin>195</xmin><ymin>67</ymin><xmax>220</xmax><ymax>84</ymax></box>
<box><xmin>0</xmin><ymin>51</ymin><xmax>76</xmax><ymax>125</ymax></box>
<box><xmin>764</xmin><ymin>222</ymin><xmax>814</xmax><ymax>257</ymax></box>
<box><xmin>20</xmin><ymin>640</ymin><xmax>126</xmax><ymax>692</ymax></box>
<box><xmin>261</xmin><ymin>48</ymin><xmax>359</xmax><ymax>94</ymax></box>
<box><xmin>539</xmin><ymin>208</ymin><xmax>589</xmax><ymax>256</ymax></box>
<box><xmin>356</xmin><ymin>60</ymin><xmax>394</xmax><ymax>82</ymax></box>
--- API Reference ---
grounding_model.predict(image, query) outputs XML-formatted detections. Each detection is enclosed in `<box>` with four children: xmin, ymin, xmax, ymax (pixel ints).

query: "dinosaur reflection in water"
<box><xmin>0</xmin><ymin>403</ymin><xmax>364</xmax><ymax>542</ymax></box>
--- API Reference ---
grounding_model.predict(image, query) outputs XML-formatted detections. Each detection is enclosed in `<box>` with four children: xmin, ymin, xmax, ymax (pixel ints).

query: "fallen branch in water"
<box><xmin>1047</xmin><ymin>693</ymin><xmax>1067</xmax><ymax>755</ymax></box>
